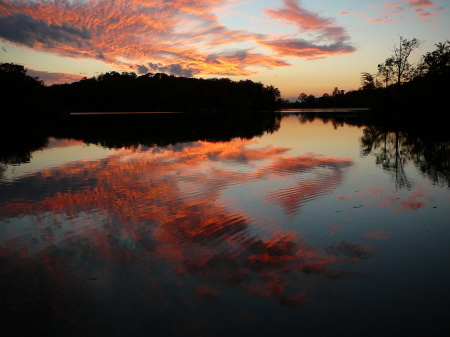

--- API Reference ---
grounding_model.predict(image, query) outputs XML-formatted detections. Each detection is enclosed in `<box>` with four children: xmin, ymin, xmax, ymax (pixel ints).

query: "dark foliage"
<box><xmin>283</xmin><ymin>38</ymin><xmax>449</xmax><ymax>123</ymax></box>
<box><xmin>0</xmin><ymin>64</ymin><xmax>281</xmax><ymax>115</ymax></box>
<box><xmin>0</xmin><ymin>63</ymin><xmax>44</xmax><ymax>116</ymax></box>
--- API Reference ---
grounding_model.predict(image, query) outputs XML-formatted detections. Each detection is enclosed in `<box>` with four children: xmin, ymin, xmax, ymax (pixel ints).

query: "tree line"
<box><xmin>0</xmin><ymin>65</ymin><xmax>282</xmax><ymax>117</ymax></box>
<box><xmin>284</xmin><ymin>37</ymin><xmax>449</xmax><ymax>119</ymax></box>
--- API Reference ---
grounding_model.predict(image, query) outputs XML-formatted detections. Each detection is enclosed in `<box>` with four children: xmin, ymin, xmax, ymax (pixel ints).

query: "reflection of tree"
<box><xmin>360</xmin><ymin>125</ymin><xmax>450</xmax><ymax>188</ymax></box>
<box><xmin>0</xmin><ymin>125</ymin><xmax>49</xmax><ymax>165</ymax></box>
<box><xmin>297</xmin><ymin>112</ymin><xmax>364</xmax><ymax>130</ymax></box>
<box><xmin>361</xmin><ymin>126</ymin><xmax>413</xmax><ymax>189</ymax></box>
<box><xmin>1</xmin><ymin>113</ymin><xmax>281</xmax><ymax>165</ymax></box>
<box><xmin>406</xmin><ymin>134</ymin><xmax>450</xmax><ymax>188</ymax></box>
<box><xmin>58</xmin><ymin>113</ymin><xmax>282</xmax><ymax>149</ymax></box>
<box><xmin>298</xmin><ymin>113</ymin><xmax>315</xmax><ymax>124</ymax></box>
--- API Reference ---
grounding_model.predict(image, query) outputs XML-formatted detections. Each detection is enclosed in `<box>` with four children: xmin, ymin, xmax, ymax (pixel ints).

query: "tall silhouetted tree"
<box><xmin>391</xmin><ymin>36</ymin><xmax>421</xmax><ymax>88</ymax></box>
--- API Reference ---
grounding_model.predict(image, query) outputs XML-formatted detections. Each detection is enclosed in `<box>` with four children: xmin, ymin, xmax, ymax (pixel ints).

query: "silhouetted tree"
<box><xmin>286</xmin><ymin>38</ymin><xmax>448</xmax><ymax>114</ymax></box>
<box><xmin>390</xmin><ymin>36</ymin><xmax>421</xmax><ymax>88</ymax></box>
<box><xmin>306</xmin><ymin>95</ymin><xmax>316</xmax><ymax>105</ymax></box>
<box><xmin>0</xmin><ymin>63</ymin><xmax>44</xmax><ymax>116</ymax></box>
<box><xmin>360</xmin><ymin>72</ymin><xmax>376</xmax><ymax>90</ymax></box>
<box><xmin>417</xmin><ymin>40</ymin><xmax>450</xmax><ymax>76</ymax></box>
<box><xmin>332</xmin><ymin>87</ymin><xmax>344</xmax><ymax>96</ymax></box>
<box><xmin>377</xmin><ymin>57</ymin><xmax>395</xmax><ymax>88</ymax></box>
<box><xmin>43</xmin><ymin>71</ymin><xmax>281</xmax><ymax>113</ymax></box>
<box><xmin>298</xmin><ymin>93</ymin><xmax>308</xmax><ymax>103</ymax></box>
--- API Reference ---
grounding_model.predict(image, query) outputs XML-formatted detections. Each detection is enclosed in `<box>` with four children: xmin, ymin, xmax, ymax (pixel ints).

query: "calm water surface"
<box><xmin>1</xmin><ymin>114</ymin><xmax>449</xmax><ymax>336</ymax></box>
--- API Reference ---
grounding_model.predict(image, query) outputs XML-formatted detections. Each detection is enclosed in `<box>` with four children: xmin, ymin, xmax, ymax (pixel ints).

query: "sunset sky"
<box><xmin>0</xmin><ymin>0</ymin><xmax>448</xmax><ymax>99</ymax></box>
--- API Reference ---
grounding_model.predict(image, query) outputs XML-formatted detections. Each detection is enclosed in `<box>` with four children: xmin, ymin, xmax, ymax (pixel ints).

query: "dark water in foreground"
<box><xmin>1</xmin><ymin>113</ymin><xmax>449</xmax><ymax>336</ymax></box>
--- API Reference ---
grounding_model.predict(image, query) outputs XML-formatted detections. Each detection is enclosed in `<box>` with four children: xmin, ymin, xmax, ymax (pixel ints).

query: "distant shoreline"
<box><xmin>70</xmin><ymin>111</ymin><xmax>186</xmax><ymax>115</ymax></box>
<box><xmin>69</xmin><ymin>108</ymin><xmax>370</xmax><ymax>116</ymax></box>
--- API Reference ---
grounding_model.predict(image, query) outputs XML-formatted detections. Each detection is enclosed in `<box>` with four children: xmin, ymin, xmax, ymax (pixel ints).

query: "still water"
<box><xmin>1</xmin><ymin>113</ymin><xmax>449</xmax><ymax>336</ymax></box>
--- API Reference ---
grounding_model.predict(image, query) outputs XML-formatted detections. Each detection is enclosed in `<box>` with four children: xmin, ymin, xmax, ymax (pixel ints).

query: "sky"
<box><xmin>0</xmin><ymin>0</ymin><xmax>449</xmax><ymax>99</ymax></box>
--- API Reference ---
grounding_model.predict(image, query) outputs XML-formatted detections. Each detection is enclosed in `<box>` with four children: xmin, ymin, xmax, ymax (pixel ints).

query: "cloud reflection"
<box><xmin>0</xmin><ymin>138</ymin><xmax>368</xmax><ymax>330</ymax></box>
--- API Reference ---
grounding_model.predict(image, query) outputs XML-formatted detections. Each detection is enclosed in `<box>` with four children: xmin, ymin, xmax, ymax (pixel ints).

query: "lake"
<box><xmin>1</xmin><ymin>112</ymin><xmax>449</xmax><ymax>336</ymax></box>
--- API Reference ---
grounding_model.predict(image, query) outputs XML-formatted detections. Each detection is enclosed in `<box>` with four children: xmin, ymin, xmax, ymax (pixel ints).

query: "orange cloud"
<box><xmin>0</xmin><ymin>0</ymin><xmax>356</xmax><ymax>78</ymax></box>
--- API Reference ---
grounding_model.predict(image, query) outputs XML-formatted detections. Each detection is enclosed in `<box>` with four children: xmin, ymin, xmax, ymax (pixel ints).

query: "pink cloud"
<box><xmin>264</xmin><ymin>0</ymin><xmax>335</xmax><ymax>33</ymax></box>
<box><xmin>262</xmin><ymin>0</ymin><xmax>355</xmax><ymax>58</ymax></box>
<box><xmin>364</xmin><ymin>0</ymin><xmax>440</xmax><ymax>23</ymax></box>
<box><xmin>264</xmin><ymin>0</ymin><xmax>353</xmax><ymax>43</ymax></box>
<box><xmin>259</xmin><ymin>38</ymin><xmax>355</xmax><ymax>59</ymax></box>
<box><xmin>416</xmin><ymin>9</ymin><xmax>437</xmax><ymax>17</ymax></box>
<box><xmin>405</xmin><ymin>0</ymin><xmax>441</xmax><ymax>20</ymax></box>
<box><xmin>365</xmin><ymin>16</ymin><xmax>398</xmax><ymax>24</ymax></box>
<box><xmin>27</xmin><ymin>69</ymin><xmax>85</xmax><ymax>85</ymax></box>
<box><xmin>383</xmin><ymin>1</ymin><xmax>402</xmax><ymax>8</ymax></box>
<box><xmin>405</xmin><ymin>0</ymin><xmax>436</xmax><ymax>7</ymax></box>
